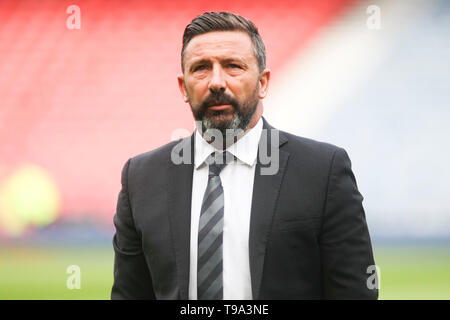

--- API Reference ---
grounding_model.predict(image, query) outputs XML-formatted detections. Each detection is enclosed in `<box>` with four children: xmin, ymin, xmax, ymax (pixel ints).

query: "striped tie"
<box><xmin>197</xmin><ymin>152</ymin><xmax>231</xmax><ymax>300</ymax></box>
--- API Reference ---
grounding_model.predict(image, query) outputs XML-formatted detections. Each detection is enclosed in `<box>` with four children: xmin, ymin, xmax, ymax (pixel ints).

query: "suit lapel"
<box><xmin>167</xmin><ymin>134</ymin><xmax>195</xmax><ymax>299</ymax></box>
<box><xmin>249</xmin><ymin>118</ymin><xmax>289</xmax><ymax>299</ymax></box>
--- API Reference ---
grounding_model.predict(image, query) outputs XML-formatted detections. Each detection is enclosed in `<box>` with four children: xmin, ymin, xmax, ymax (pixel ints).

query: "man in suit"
<box><xmin>111</xmin><ymin>11</ymin><xmax>378</xmax><ymax>300</ymax></box>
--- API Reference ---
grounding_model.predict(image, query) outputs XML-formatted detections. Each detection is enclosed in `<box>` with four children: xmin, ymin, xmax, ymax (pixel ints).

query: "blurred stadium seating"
<box><xmin>0</xmin><ymin>0</ymin><xmax>355</xmax><ymax>237</ymax></box>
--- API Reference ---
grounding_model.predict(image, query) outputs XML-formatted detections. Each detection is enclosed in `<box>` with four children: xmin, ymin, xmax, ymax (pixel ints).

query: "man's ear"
<box><xmin>258</xmin><ymin>68</ymin><xmax>271</xmax><ymax>99</ymax></box>
<box><xmin>177</xmin><ymin>74</ymin><xmax>189</xmax><ymax>102</ymax></box>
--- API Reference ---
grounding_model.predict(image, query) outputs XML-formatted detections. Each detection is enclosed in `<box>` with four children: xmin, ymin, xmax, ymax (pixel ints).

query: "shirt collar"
<box><xmin>194</xmin><ymin>117</ymin><xmax>263</xmax><ymax>169</ymax></box>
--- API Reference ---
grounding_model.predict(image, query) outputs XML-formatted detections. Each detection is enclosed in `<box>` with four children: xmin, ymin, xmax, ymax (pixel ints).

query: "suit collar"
<box><xmin>249</xmin><ymin>117</ymin><xmax>290</xmax><ymax>298</ymax></box>
<box><xmin>261</xmin><ymin>116</ymin><xmax>288</xmax><ymax>147</ymax></box>
<box><xmin>167</xmin><ymin>135</ymin><xmax>194</xmax><ymax>299</ymax></box>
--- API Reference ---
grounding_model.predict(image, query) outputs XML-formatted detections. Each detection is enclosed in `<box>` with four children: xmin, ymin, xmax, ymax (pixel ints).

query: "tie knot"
<box><xmin>206</xmin><ymin>151</ymin><xmax>235</xmax><ymax>177</ymax></box>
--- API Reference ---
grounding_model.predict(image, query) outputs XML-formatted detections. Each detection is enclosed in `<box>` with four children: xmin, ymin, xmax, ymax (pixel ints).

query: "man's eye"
<box><xmin>194</xmin><ymin>65</ymin><xmax>207</xmax><ymax>71</ymax></box>
<box><xmin>228</xmin><ymin>64</ymin><xmax>241</xmax><ymax>68</ymax></box>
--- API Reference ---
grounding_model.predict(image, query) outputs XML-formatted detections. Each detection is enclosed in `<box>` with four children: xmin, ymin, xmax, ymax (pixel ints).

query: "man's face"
<box><xmin>178</xmin><ymin>31</ymin><xmax>269</xmax><ymax>136</ymax></box>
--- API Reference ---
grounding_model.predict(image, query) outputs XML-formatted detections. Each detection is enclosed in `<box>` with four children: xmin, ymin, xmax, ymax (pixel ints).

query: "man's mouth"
<box><xmin>208</xmin><ymin>104</ymin><xmax>233</xmax><ymax>111</ymax></box>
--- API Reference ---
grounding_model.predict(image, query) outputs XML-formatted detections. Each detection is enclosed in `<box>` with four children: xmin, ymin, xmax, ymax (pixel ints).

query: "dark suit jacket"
<box><xmin>111</xmin><ymin>117</ymin><xmax>378</xmax><ymax>299</ymax></box>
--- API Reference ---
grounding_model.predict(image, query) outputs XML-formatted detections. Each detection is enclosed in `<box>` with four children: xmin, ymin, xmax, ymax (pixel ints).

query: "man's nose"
<box><xmin>208</xmin><ymin>64</ymin><xmax>226</xmax><ymax>92</ymax></box>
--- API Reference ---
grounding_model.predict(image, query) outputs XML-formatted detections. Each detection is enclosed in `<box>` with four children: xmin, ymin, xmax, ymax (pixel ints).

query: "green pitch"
<box><xmin>0</xmin><ymin>243</ymin><xmax>449</xmax><ymax>299</ymax></box>
<box><xmin>372</xmin><ymin>243</ymin><xmax>450</xmax><ymax>299</ymax></box>
<box><xmin>0</xmin><ymin>243</ymin><xmax>114</xmax><ymax>300</ymax></box>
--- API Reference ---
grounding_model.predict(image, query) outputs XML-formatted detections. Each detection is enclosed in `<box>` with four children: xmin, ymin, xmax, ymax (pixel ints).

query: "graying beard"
<box><xmin>202</xmin><ymin>112</ymin><xmax>243</xmax><ymax>133</ymax></box>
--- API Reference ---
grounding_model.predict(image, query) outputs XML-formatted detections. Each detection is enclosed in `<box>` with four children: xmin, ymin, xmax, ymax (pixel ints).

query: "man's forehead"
<box><xmin>184</xmin><ymin>31</ymin><xmax>254</xmax><ymax>63</ymax></box>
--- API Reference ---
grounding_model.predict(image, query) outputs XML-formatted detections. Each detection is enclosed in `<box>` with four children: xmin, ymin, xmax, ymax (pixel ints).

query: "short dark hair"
<box><xmin>181</xmin><ymin>11</ymin><xmax>266</xmax><ymax>73</ymax></box>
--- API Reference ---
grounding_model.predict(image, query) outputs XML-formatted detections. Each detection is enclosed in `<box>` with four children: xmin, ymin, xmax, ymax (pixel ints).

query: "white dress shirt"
<box><xmin>189</xmin><ymin>117</ymin><xmax>263</xmax><ymax>300</ymax></box>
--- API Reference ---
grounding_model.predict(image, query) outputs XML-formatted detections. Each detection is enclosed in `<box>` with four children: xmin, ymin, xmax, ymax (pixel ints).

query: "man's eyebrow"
<box><xmin>188</xmin><ymin>57</ymin><xmax>248</xmax><ymax>72</ymax></box>
<box><xmin>222</xmin><ymin>57</ymin><xmax>245</xmax><ymax>63</ymax></box>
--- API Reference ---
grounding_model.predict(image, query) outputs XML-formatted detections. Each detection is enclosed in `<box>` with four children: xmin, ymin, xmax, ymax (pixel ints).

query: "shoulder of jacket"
<box><xmin>280</xmin><ymin>130</ymin><xmax>343</xmax><ymax>156</ymax></box>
